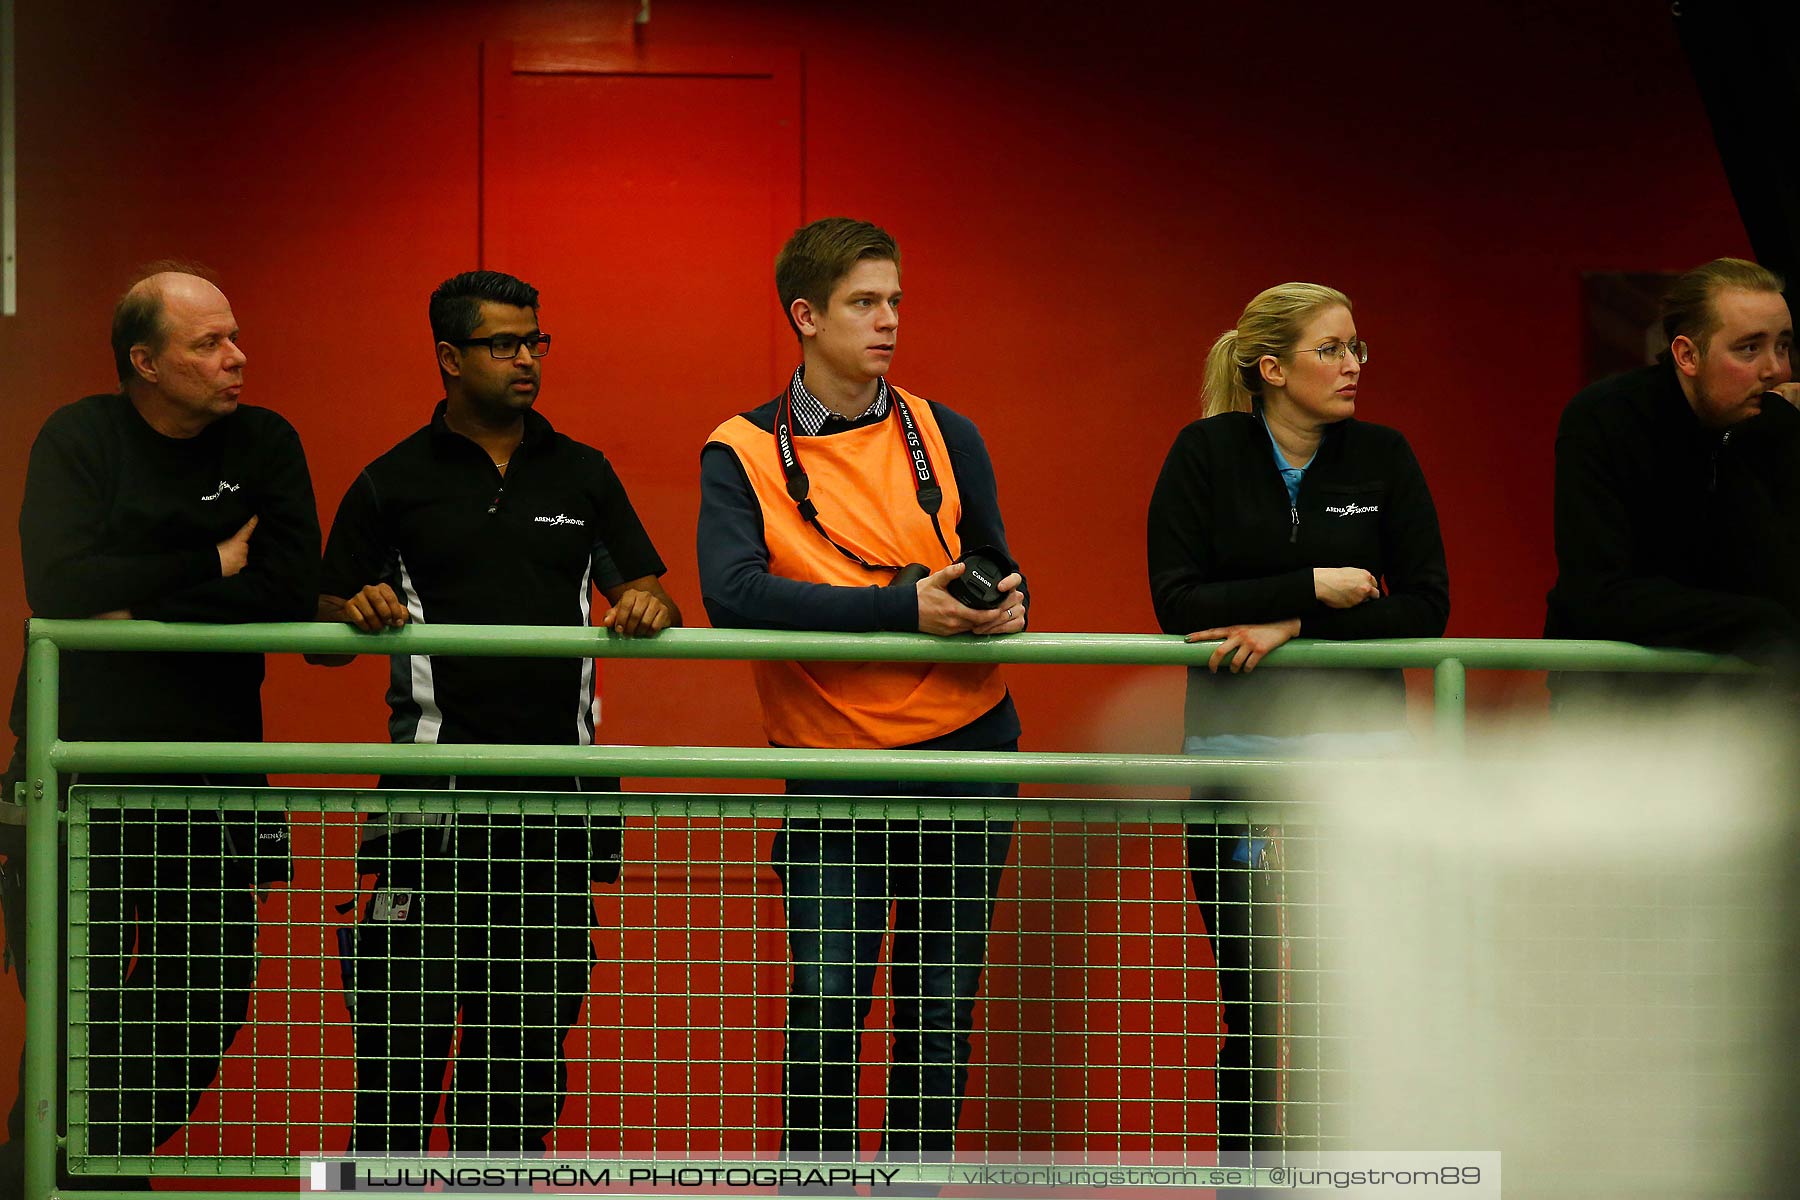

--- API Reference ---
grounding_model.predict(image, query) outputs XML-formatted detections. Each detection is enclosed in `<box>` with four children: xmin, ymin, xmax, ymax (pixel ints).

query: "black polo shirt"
<box><xmin>321</xmin><ymin>402</ymin><xmax>665</xmax><ymax>747</ymax></box>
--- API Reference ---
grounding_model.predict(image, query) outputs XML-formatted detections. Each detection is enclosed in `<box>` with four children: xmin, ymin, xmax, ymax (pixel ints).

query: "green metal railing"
<box><xmin>9</xmin><ymin>619</ymin><xmax>1749</xmax><ymax>1199</ymax></box>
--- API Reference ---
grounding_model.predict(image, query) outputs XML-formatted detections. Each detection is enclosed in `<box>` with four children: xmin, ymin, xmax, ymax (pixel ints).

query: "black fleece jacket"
<box><xmin>1147</xmin><ymin>411</ymin><xmax>1450</xmax><ymax>738</ymax></box>
<box><xmin>9</xmin><ymin>394</ymin><xmax>317</xmax><ymax>882</ymax></box>
<box><xmin>1544</xmin><ymin>362</ymin><xmax>1800</xmax><ymax>662</ymax></box>
<box><xmin>13</xmin><ymin>392</ymin><xmax>320</xmax><ymax>741</ymax></box>
<box><xmin>16</xmin><ymin>394</ymin><xmax>319</xmax><ymax>742</ymax></box>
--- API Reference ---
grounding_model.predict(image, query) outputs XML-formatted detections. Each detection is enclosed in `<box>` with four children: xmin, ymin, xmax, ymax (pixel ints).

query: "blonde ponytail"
<box><xmin>1202</xmin><ymin>328</ymin><xmax>1255</xmax><ymax>418</ymax></box>
<box><xmin>1199</xmin><ymin>282</ymin><xmax>1353</xmax><ymax>418</ymax></box>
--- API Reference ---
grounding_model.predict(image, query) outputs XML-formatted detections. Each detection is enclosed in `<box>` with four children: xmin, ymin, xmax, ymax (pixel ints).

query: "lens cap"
<box><xmin>947</xmin><ymin>545</ymin><xmax>1018</xmax><ymax>610</ymax></box>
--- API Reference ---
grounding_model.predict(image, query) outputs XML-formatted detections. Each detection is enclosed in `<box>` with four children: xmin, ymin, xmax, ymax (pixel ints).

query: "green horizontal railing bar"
<box><xmin>22</xmin><ymin>617</ymin><xmax>1751</xmax><ymax>1200</ymax></box>
<box><xmin>53</xmin><ymin>741</ymin><xmax>1315</xmax><ymax>787</ymax></box>
<box><xmin>71</xmin><ymin>785</ymin><xmax>1288</xmax><ymax>825</ymax></box>
<box><xmin>25</xmin><ymin>618</ymin><xmax>1753</xmax><ymax>673</ymax></box>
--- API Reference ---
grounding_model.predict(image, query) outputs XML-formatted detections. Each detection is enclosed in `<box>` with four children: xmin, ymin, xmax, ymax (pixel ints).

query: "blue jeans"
<box><xmin>775</xmin><ymin>759</ymin><xmax>1017</xmax><ymax>1156</ymax></box>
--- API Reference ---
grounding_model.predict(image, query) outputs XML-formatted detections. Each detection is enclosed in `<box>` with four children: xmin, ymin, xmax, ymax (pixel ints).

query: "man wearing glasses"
<box><xmin>311</xmin><ymin>269</ymin><xmax>678</xmax><ymax>1153</ymax></box>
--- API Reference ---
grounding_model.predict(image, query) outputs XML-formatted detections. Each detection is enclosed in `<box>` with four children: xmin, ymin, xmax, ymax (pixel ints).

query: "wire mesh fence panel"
<box><xmin>19</xmin><ymin>624</ymin><xmax>1765</xmax><ymax>1199</ymax></box>
<box><xmin>60</xmin><ymin>785</ymin><xmax>1339</xmax><ymax>1183</ymax></box>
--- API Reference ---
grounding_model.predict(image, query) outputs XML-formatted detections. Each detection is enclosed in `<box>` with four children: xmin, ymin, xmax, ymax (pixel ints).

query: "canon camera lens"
<box><xmin>947</xmin><ymin>545</ymin><xmax>1018</xmax><ymax>610</ymax></box>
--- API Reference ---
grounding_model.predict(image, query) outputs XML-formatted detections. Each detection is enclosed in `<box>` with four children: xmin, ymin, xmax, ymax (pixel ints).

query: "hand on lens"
<box><xmin>917</xmin><ymin>562</ymin><xmax>1011</xmax><ymax>636</ymax></box>
<box><xmin>969</xmin><ymin>572</ymin><xmax>1026</xmax><ymax>636</ymax></box>
<box><xmin>1313</xmin><ymin>566</ymin><xmax>1380</xmax><ymax>609</ymax></box>
<box><xmin>1185</xmin><ymin>617</ymin><xmax>1301</xmax><ymax>674</ymax></box>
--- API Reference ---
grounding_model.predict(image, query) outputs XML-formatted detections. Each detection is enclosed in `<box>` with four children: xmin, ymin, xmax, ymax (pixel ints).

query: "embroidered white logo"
<box><xmin>534</xmin><ymin>514</ymin><xmax>587</xmax><ymax>527</ymax></box>
<box><xmin>1325</xmin><ymin>502</ymin><xmax>1379</xmax><ymax>516</ymax></box>
<box><xmin>200</xmin><ymin>480</ymin><xmax>241</xmax><ymax>502</ymax></box>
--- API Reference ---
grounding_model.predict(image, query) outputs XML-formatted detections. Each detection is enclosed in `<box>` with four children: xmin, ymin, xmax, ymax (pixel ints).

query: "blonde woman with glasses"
<box><xmin>1146</xmin><ymin>282</ymin><xmax>1450</xmax><ymax>1150</ymax></box>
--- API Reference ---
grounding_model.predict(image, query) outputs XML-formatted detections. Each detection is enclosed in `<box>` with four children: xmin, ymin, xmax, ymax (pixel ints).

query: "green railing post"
<box><xmin>23</xmin><ymin>633</ymin><xmax>59</xmax><ymax>1200</ymax></box>
<box><xmin>1434</xmin><ymin>656</ymin><xmax>1466</xmax><ymax>755</ymax></box>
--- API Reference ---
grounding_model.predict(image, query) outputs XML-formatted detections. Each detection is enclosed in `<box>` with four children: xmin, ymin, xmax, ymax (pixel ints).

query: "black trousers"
<box><xmin>346</xmin><ymin>784</ymin><xmax>606</xmax><ymax>1155</ymax></box>
<box><xmin>3</xmin><ymin>771</ymin><xmax>267</xmax><ymax>1194</ymax></box>
<box><xmin>81</xmin><ymin>809</ymin><xmax>259</xmax><ymax>1157</ymax></box>
<box><xmin>1186</xmin><ymin>820</ymin><xmax>1320</xmax><ymax>1154</ymax></box>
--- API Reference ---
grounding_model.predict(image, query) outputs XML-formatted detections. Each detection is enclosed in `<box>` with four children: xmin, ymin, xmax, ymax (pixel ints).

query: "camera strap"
<box><xmin>773</xmin><ymin>388</ymin><xmax>954</xmax><ymax>572</ymax></box>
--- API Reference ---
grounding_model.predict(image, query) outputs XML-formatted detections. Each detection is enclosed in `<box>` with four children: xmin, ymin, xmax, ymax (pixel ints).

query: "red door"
<box><xmin>482</xmin><ymin>39</ymin><xmax>802</xmax><ymax>1153</ymax></box>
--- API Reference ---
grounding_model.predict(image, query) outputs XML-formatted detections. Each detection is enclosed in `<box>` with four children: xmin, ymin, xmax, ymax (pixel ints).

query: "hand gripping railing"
<box><xmin>10</xmin><ymin>619</ymin><xmax>1750</xmax><ymax>1199</ymax></box>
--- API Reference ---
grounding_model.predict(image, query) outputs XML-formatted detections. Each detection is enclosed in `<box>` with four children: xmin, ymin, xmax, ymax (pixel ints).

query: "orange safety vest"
<box><xmin>706</xmin><ymin>385</ymin><xmax>1008</xmax><ymax>749</ymax></box>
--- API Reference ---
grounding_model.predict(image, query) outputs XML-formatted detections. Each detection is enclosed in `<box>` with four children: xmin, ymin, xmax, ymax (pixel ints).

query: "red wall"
<box><xmin>0</xmin><ymin>0</ymin><xmax>1752</xmax><ymax>1155</ymax></box>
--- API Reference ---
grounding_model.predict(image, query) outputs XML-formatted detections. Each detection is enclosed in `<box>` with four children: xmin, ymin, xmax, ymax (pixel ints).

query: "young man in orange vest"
<box><xmin>698</xmin><ymin>217</ymin><xmax>1027</xmax><ymax>1161</ymax></box>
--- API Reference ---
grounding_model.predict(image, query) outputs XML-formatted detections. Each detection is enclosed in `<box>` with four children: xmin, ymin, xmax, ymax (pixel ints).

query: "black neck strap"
<box><xmin>774</xmin><ymin>386</ymin><xmax>954</xmax><ymax>572</ymax></box>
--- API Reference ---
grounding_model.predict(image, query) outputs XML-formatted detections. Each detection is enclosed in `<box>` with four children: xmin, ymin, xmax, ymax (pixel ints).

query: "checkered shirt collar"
<box><xmin>789</xmin><ymin>366</ymin><xmax>890</xmax><ymax>435</ymax></box>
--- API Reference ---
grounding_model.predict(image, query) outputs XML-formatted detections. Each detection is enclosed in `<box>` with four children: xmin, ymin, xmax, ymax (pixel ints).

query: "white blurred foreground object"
<box><xmin>1319</xmin><ymin>710</ymin><xmax>1797</xmax><ymax>1199</ymax></box>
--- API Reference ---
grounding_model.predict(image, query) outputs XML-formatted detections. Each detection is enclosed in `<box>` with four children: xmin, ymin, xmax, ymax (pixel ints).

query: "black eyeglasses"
<box><xmin>454</xmin><ymin>333</ymin><xmax>552</xmax><ymax>359</ymax></box>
